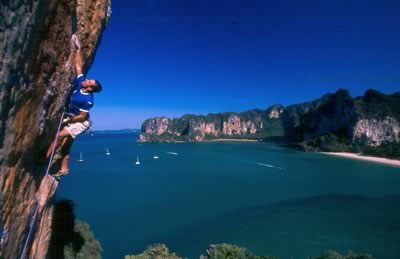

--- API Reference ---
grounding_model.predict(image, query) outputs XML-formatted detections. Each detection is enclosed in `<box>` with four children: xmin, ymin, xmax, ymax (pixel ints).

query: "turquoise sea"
<box><xmin>58</xmin><ymin>133</ymin><xmax>400</xmax><ymax>259</ymax></box>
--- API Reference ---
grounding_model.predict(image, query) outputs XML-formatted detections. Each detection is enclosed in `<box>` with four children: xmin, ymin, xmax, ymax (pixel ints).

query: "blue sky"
<box><xmin>87</xmin><ymin>0</ymin><xmax>400</xmax><ymax>129</ymax></box>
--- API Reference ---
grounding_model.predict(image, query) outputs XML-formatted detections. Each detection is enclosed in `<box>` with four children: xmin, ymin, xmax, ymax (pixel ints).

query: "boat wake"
<box><xmin>254</xmin><ymin>162</ymin><xmax>283</xmax><ymax>170</ymax></box>
<box><xmin>166</xmin><ymin>152</ymin><xmax>179</xmax><ymax>155</ymax></box>
<box><xmin>243</xmin><ymin>160</ymin><xmax>283</xmax><ymax>170</ymax></box>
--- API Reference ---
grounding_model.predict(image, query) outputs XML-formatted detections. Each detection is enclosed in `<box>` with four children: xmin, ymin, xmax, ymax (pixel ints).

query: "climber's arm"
<box><xmin>71</xmin><ymin>34</ymin><xmax>83</xmax><ymax>75</ymax></box>
<box><xmin>75</xmin><ymin>48</ymin><xmax>83</xmax><ymax>76</ymax></box>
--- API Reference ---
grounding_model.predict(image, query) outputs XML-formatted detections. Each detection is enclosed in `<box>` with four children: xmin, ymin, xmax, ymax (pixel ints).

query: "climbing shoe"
<box><xmin>54</xmin><ymin>170</ymin><xmax>69</xmax><ymax>177</ymax></box>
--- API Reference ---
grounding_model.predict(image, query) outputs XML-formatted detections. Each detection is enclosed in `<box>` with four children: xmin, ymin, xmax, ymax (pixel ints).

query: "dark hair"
<box><xmin>93</xmin><ymin>80</ymin><xmax>103</xmax><ymax>93</ymax></box>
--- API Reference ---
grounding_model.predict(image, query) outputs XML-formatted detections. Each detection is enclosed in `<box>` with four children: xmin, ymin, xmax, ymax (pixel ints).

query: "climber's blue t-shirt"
<box><xmin>67</xmin><ymin>74</ymin><xmax>94</xmax><ymax>116</ymax></box>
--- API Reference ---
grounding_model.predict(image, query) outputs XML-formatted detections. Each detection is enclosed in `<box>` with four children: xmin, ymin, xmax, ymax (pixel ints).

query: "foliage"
<box><xmin>126</xmin><ymin>244</ymin><xmax>373</xmax><ymax>259</ymax></box>
<box><xmin>64</xmin><ymin>221</ymin><xmax>102</xmax><ymax>259</ymax></box>
<box><xmin>260</xmin><ymin>118</ymin><xmax>285</xmax><ymax>138</ymax></box>
<box><xmin>169</xmin><ymin>115</ymin><xmax>193</xmax><ymax>134</ymax></box>
<box><xmin>303</xmin><ymin>132</ymin><xmax>400</xmax><ymax>159</ymax></box>
<box><xmin>239</xmin><ymin>109</ymin><xmax>264</xmax><ymax>121</ymax></box>
<box><xmin>282</xmin><ymin>89</ymin><xmax>356</xmax><ymax>142</ymax></box>
<box><xmin>303</xmin><ymin>132</ymin><xmax>352</xmax><ymax>152</ymax></box>
<box><xmin>361</xmin><ymin>142</ymin><xmax>400</xmax><ymax>160</ymax></box>
<box><xmin>355</xmin><ymin>89</ymin><xmax>400</xmax><ymax>120</ymax></box>
<box><xmin>313</xmin><ymin>250</ymin><xmax>373</xmax><ymax>259</ymax></box>
<box><xmin>203</xmin><ymin>243</ymin><xmax>278</xmax><ymax>259</ymax></box>
<box><xmin>125</xmin><ymin>243</ymin><xmax>182</xmax><ymax>259</ymax></box>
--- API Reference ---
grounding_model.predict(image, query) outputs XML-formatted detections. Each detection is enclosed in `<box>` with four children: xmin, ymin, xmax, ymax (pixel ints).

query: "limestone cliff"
<box><xmin>0</xmin><ymin>0</ymin><xmax>110</xmax><ymax>258</ymax></box>
<box><xmin>352</xmin><ymin>117</ymin><xmax>399</xmax><ymax>146</ymax></box>
<box><xmin>141</xmin><ymin>117</ymin><xmax>170</xmax><ymax>136</ymax></box>
<box><xmin>139</xmin><ymin>108</ymin><xmax>282</xmax><ymax>143</ymax></box>
<box><xmin>351</xmin><ymin>90</ymin><xmax>400</xmax><ymax>146</ymax></box>
<box><xmin>138</xmin><ymin>89</ymin><xmax>400</xmax><ymax>158</ymax></box>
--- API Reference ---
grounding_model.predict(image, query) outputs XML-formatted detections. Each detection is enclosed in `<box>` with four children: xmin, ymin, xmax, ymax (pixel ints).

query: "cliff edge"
<box><xmin>0</xmin><ymin>0</ymin><xmax>110</xmax><ymax>258</ymax></box>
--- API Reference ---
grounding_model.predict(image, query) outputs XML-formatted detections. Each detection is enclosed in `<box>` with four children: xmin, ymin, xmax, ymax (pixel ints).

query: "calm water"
<box><xmin>58</xmin><ymin>133</ymin><xmax>400</xmax><ymax>259</ymax></box>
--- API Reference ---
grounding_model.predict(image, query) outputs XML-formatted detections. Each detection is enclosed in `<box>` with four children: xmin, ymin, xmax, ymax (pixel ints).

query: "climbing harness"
<box><xmin>19</xmin><ymin>111</ymin><xmax>65</xmax><ymax>259</ymax></box>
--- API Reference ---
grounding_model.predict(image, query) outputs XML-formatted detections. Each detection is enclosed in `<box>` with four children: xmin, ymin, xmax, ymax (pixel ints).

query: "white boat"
<box><xmin>153</xmin><ymin>156</ymin><xmax>159</xmax><ymax>159</ymax></box>
<box><xmin>135</xmin><ymin>156</ymin><xmax>141</xmax><ymax>165</ymax></box>
<box><xmin>76</xmin><ymin>152</ymin><xmax>84</xmax><ymax>162</ymax></box>
<box><xmin>166</xmin><ymin>152</ymin><xmax>178</xmax><ymax>155</ymax></box>
<box><xmin>105</xmin><ymin>148</ymin><xmax>111</xmax><ymax>156</ymax></box>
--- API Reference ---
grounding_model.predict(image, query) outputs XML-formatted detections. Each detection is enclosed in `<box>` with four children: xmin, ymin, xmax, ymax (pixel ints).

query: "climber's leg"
<box><xmin>54</xmin><ymin>137</ymin><xmax>73</xmax><ymax>177</ymax></box>
<box><xmin>46</xmin><ymin>128</ymin><xmax>71</xmax><ymax>159</ymax></box>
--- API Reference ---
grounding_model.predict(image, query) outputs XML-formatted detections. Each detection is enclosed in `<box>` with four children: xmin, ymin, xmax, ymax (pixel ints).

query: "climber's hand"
<box><xmin>63</xmin><ymin>117</ymin><xmax>71</xmax><ymax>124</ymax></box>
<box><xmin>71</xmin><ymin>34</ymin><xmax>81</xmax><ymax>49</ymax></box>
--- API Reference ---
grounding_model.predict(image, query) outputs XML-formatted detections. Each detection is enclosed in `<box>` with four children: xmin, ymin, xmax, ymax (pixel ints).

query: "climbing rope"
<box><xmin>45</xmin><ymin>111</ymin><xmax>66</xmax><ymax>176</ymax></box>
<box><xmin>19</xmin><ymin>111</ymin><xmax>65</xmax><ymax>259</ymax></box>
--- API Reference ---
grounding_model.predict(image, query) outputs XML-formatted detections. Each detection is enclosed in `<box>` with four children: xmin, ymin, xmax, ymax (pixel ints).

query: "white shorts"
<box><xmin>66</xmin><ymin>121</ymin><xmax>91</xmax><ymax>139</ymax></box>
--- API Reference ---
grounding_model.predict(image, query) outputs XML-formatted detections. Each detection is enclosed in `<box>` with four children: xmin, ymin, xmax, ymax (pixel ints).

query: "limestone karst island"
<box><xmin>1</xmin><ymin>1</ymin><xmax>400</xmax><ymax>259</ymax></box>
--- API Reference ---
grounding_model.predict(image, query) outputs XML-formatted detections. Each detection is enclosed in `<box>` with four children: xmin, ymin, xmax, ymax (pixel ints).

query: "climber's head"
<box><xmin>82</xmin><ymin>79</ymin><xmax>102</xmax><ymax>93</ymax></box>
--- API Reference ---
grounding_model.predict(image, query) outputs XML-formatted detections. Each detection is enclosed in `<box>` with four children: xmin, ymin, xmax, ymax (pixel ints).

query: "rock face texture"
<box><xmin>138</xmin><ymin>89</ymin><xmax>400</xmax><ymax>153</ymax></box>
<box><xmin>139</xmin><ymin>109</ymin><xmax>277</xmax><ymax>142</ymax></box>
<box><xmin>353</xmin><ymin>117</ymin><xmax>400</xmax><ymax>146</ymax></box>
<box><xmin>141</xmin><ymin>117</ymin><xmax>170</xmax><ymax>135</ymax></box>
<box><xmin>0</xmin><ymin>0</ymin><xmax>110</xmax><ymax>258</ymax></box>
<box><xmin>267</xmin><ymin>104</ymin><xmax>284</xmax><ymax>119</ymax></box>
<box><xmin>222</xmin><ymin>115</ymin><xmax>261</xmax><ymax>135</ymax></box>
<box><xmin>351</xmin><ymin>89</ymin><xmax>400</xmax><ymax>147</ymax></box>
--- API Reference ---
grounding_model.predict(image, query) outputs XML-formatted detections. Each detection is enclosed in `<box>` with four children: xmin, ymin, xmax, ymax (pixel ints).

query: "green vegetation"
<box><xmin>64</xmin><ymin>221</ymin><xmax>102</xmax><ymax>259</ymax></box>
<box><xmin>303</xmin><ymin>133</ymin><xmax>400</xmax><ymax>159</ymax></box>
<box><xmin>355</xmin><ymin>89</ymin><xmax>400</xmax><ymax>120</ymax></box>
<box><xmin>361</xmin><ymin>142</ymin><xmax>400</xmax><ymax>160</ymax></box>
<box><xmin>169</xmin><ymin>114</ymin><xmax>196</xmax><ymax>135</ymax></box>
<box><xmin>125</xmin><ymin>243</ymin><xmax>373</xmax><ymax>259</ymax></box>
<box><xmin>125</xmin><ymin>243</ymin><xmax>181</xmax><ymax>259</ymax></box>
<box><xmin>282</xmin><ymin>89</ymin><xmax>357</xmax><ymax>143</ymax></box>
<box><xmin>315</xmin><ymin>250</ymin><xmax>373</xmax><ymax>259</ymax></box>
<box><xmin>303</xmin><ymin>132</ymin><xmax>353</xmax><ymax>152</ymax></box>
<box><xmin>203</xmin><ymin>243</ymin><xmax>278</xmax><ymax>259</ymax></box>
<box><xmin>259</xmin><ymin>118</ymin><xmax>285</xmax><ymax>138</ymax></box>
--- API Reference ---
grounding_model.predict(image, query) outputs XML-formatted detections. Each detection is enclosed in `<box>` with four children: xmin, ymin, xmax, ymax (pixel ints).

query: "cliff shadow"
<box><xmin>48</xmin><ymin>199</ymin><xmax>84</xmax><ymax>259</ymax></box>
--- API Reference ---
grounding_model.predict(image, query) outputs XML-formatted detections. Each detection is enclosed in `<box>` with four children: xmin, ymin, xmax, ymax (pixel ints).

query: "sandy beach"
<box><xmin>321</xmin><ymin>152</ymin><xmax>400</xmax><ymax>167</ymax></box>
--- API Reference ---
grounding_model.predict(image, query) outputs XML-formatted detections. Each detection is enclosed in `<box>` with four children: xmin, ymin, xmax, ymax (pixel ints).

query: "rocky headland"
<box><xmin>139</xmin><ymin>89</ymin><xmax>400</xmax><ymax>159</ymax></box>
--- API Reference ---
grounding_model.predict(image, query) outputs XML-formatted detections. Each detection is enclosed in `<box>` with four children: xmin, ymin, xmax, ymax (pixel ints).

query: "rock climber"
<box><xmin>46</xmin><ymin>34</ymin><xmax>102</xmax><ymax>177</ymax></box>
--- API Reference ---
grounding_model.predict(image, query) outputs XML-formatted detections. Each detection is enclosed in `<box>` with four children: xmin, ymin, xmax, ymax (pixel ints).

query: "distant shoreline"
<box><xmin>321</xmin><ymin>152</ymin><xmax>400</xmax><ymax>167</ymax></box>
<box><xmin>205</xmin><ymin>138</ymin><xmax>259</xmax><ymax>142</ymax></box>
<box><xmin>136</xmin><ymin>139</ymin><xmax>259</xmax><ymax>144</ymax></box>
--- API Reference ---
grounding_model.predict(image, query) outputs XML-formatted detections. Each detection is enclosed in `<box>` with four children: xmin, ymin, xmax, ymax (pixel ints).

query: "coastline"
<box><xmin>137</xmin><ymin>139</ymin><xmax>259</xmax><ymax>143</ymax></box>
<box><xmin>205</xmin><ymin>138</ymin><xmax>259</xmax><ymax>142</ymax></box>
<box><xmin>321</xmin><ymin>152</ymin><xmax>400</xmax><ymax>167</ymax></box>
